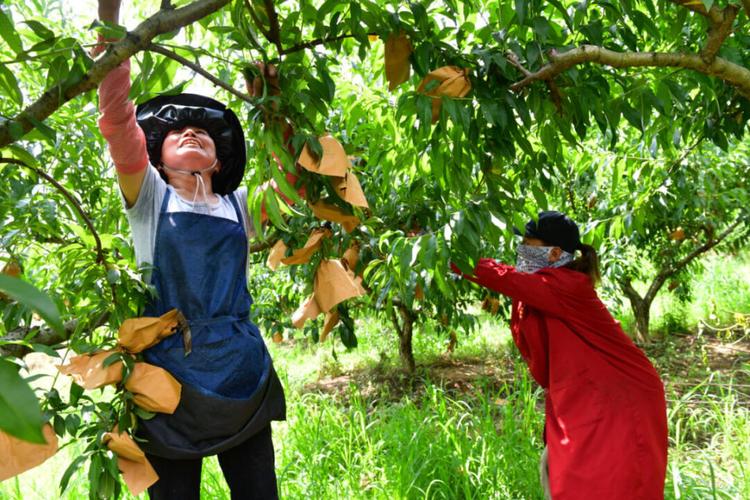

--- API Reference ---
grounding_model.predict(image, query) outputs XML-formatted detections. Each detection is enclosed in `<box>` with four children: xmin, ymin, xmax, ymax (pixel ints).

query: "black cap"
<box><xmin>136</xmin><ymin>93</ymin><xmax>246</xmax><ymax>195</ymax></box>
<box><xmin>517</xmin><ymin>211</ymin><xmax>582</xmax><ymax>254</ymax></box>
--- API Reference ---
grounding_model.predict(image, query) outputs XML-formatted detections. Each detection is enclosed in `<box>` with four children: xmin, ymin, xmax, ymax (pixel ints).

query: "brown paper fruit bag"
<box><xmin>118</xmin><ymin>309</ymin><xmax>184</xmax><ymax>354</ymax></box>
<box><xmin>385</xmin><ymin>32</ymin><xmax>412</xmax><ymax>91</ymax></box>
<box><xmin>281</xmin><ymin>228</ymin><xmax>331</xmax><ymax>265</ymax></box>
<box><xmin>310</xmin><ymin>201</ymin><xmax>360</xmax><ymax>233</ymax></box>
<box><xmin>314</xmin><ymin>260</ymin><xmax>367</xmax><ymax>313</ymax></box>
<box><xmin>320</xmin><ymin>310</ymin><xmax>340</xmax><ymax>342</ymax></box>
<box><xmin>58</xmin><ymin>350</ymin><xmax>123</xmax><ymax>390</ymax></box>
<box><xmin>298</xmin><ymin>135</ymin><xmax>350</xmax><ymax>177</ymax></box>
<box><xmin>0</xmin><ymin>424</ymin><xmax>58</xmax><ymax>481</ymax></box>
<box><xmin>334</xmin><ymin>171</ymin><xmax>369</xmax><ymax>209</ymax></box>
<box><xmin>124</xmin><ymin>362</ymin><xmax>182</xmax><ymax>414</ymax></box>
<box><xmin>292</xmin><ymin>294</ymin><xmax>322</xmax><ymax>328</ymax></box>
<box><xmin>103</xmin><ymin>428</ymin><xmax>158</xmax><ymax>496</ymax></box>
<box><xmin>417</xmin><ymin>66</ymin><xmax>472</xmax><ymax>122</ymax></box>
<box><xmin>342</xmin><ymin>242</ymin><xmax>360</xmax><ymax>270</ymax></box>
<box><xmin>266</xmin><ymin>240</ymin><xmax>288</xmax><ymax>270</ymax></box>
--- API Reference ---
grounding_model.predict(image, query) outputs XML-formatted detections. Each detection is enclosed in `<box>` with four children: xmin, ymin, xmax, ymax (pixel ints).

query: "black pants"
<box><xmin>147</xmin><ymin>426</ymin><xmax>278</xmax><ymax>500</ymax></box>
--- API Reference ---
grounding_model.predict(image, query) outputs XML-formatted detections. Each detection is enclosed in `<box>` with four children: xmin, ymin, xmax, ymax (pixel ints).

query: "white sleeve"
<box><xmin>123</xmin><ymin>166</ymin><xmax>167</xmax><ymax>268</ymax></box>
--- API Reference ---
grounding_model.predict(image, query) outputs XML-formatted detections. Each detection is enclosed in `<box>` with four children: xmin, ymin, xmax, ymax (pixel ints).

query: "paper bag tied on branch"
<box><xmin>281</xmin><ymin>228</ymin><xmax>332</xmax><ymax>266</ymax></box>
<box><xmin>103</xmin><ymin>428</ymin><xmax>158</xmax><ymax>496</ymax></box>
<box><xmin>417</xmin><ymin>66</ymin><xmax>472</xmax><ymax>122</ymax></box>
<box><xmin>334</xmin><ymin>172</ymin><xmax>369</xmax><ymax>209</ymax></box>
<box><xmin>124</xmin><ymin>362</ymin><xmax>182</xmax><ymax>414</ymax></box>
<box><xmin>342</xmin><ymin>242</ymin><xmax>360</xmax><ymax>270</ymax></box>
<box><xmin>118</xmin><ymin>309</ymin><xmax>184</xmax><ymax>353</ymax></box>
<box><xmin>292</xmin><ymin>294</ymin><xmax>322</xmax><ymax>328</ymax></box>
<box><xmin>266</xmin><ymin>239</ymin><xmax>288</xmax><ymax>271</ymax></box>
<box><xmin>314</xmin><ymin>259</ymin><xmax>367</xmax><ymax>313</ymax></box>
<box><xmin>298</xmin><ymin>135</ymin><xmax>350</xmax><ymax>177</ymax></box>
<box><xmin>310</xmin><ymin>201</ymin><xmax>360</xmax><ymax>233</ymax></box>
<box><xmin>59</xmin><ymin>353</ymin><xmax>182</xmax><ymax>414</ymax></box>
<box><xmin>320</xmin><ymin>310</ymin><xmax>340</xmax><ymax>342</ymax></box>
<box><xmin>58</xmin><ymin>350</ymin><xmax>123</xmax><ymax>390</ymax></box>
<box><xmin>385</xmin><ymin>32</ymin><xmax>412</xmax><ymax>91</ymax></box>
<box><xmin>0</xmin><ymin>424</ymin><xmax>58</xmax><ymax>482</ymax></box>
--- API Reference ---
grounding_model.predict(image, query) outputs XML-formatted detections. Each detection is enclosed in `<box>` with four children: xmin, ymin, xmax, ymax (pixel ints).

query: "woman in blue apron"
<box><xmin>97</xmin><ymin>3</ymin><xmax>286</xmax><ymax>497</ymax></box>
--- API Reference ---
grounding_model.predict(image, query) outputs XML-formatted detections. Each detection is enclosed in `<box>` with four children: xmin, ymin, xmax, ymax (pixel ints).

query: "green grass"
<box><xmin>2</xmin><ymin>254</ymin><xmax>749</xmax><ymax>499</ymax></box>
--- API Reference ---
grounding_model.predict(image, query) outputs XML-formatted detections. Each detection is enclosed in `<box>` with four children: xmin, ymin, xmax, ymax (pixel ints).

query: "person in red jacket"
<box><xmin>453</xmin><ymin>211</ymin><xmax>667</xmax><ymax>500</ymax></box>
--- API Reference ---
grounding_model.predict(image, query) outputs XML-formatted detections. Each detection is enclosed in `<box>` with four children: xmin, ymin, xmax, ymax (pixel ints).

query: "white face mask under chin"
<box><xmin>161</xmin><ymin>159</ymin><xmax>218</xmax><ymax>213</ymax></box>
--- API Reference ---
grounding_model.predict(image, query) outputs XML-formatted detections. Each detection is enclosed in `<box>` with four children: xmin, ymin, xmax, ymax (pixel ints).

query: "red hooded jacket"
<box><xmin>462</xmin><ymin>259</ymin><xmax>667</xmax><ymax>499</ymax></box>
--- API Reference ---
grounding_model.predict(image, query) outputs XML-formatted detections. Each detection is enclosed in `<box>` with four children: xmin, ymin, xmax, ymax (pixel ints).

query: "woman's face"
<box><xmin>160</xmin><ymin>126</ymin><xmax>219</xmax><ymax>171</ymax></box>
<box><xmin>521</xmin><ymin>236</ymin><xmax>563</xmax><ymax>263</ymax></box>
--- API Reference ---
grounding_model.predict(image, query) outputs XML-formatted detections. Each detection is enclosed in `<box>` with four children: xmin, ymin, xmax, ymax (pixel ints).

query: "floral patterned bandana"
<box><xmin>516</xmin><ymin>244</ymin><xmax>574</xmax><ymax>274</ymax></box>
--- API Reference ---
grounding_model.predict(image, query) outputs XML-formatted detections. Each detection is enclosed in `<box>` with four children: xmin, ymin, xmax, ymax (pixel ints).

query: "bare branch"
<box><xmin>0</xmin><ymin>313</ymin><xmax>110</xmax><ymax>358</ymax></box>
<box><xmin>263</xmin><ymin>0</ymin><xmax>284</xmax><ymax>54</ymax></box>
<box><xmin>243</xmin><ymin>0</ymin><xmax>272</xmax><ymax>41</ymax></box>
<box><xmin>645</xmin><ymin>216</ymin><xmax>745</xmax><ymax>303</ymax></box>
<box><xmin>0</xmin><ymin>0</ymin><xmax>232</xmax><ymax>148</ymax></box>
<box><xmin>509</xmin><ymin>44</ymin><xmax>750</xmax><ymax>99</ymax></box>
<box><xmin>702</xmin><ymin>5</ymin><xmax>740</xmax><ymax>63</ymax></box>
<box><xmin>506</xmin><ymin>50</ymin><xmax>563</xmax><ymax>113</ymax></box>
<box><xmin>281</xmin><ymin>33</ymin><xmax>371</xmax><ymax>55</ymax></box>
<box><xmin>148</xmin><ymin>44</ymin><xmax>255</xmax><ymax>104</ymax></box>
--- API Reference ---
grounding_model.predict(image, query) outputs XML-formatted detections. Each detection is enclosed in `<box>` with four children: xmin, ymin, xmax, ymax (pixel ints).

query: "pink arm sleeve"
<box><xmin>98</xmin><ymin>59</ymin><xmax>149</xmax><ymax>175</ymax></box>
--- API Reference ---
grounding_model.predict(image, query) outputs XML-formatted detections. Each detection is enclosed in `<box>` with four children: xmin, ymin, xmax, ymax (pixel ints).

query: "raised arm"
<box><xmin>96</xmin><ymin>0</ymin><xmax>149</xmax><ymax>207</ymax></box>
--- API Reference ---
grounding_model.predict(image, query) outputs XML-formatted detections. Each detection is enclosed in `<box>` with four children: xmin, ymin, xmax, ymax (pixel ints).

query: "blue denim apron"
<box><xmin>137</xmin><ymin>189</ymin><xmax>285</xmax><ymax>459</ymax></box>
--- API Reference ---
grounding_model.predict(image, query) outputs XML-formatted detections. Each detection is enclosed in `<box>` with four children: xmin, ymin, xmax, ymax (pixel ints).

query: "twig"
<box><xmin>243</xmin><ymin>0</ymin><xmax>272</xmax><ymax>41</ymax></box>
<box><xmin>0</xmin><ymin>158</ymin><xmax>105</xmax><ymax>266</ymax></box>
<box><xmin>0</xmin><ymin>157</ymin><xmax>118</xmax><ymax>303</ymax></box>
<box><xmin>0</xmin><ymin>0</ymin><xmax>232</xmax><ymax>148</ymax></box>
<box><xmin>506</xmin><ymin>50</ymin><xmax>562</xmax><ymax>113</ymax></box>
<box><xmin>263</xmin><ymin>0</ymin><xmax>284</xmax><ymax>54</ymax></box>
<box><xmin>0</xmin><ymin>312</ymin><xmax>110</xmax><ymax>358</ymax></box>
<box><xmin>147</xmin><ymin>44</ymin><xmax>255</xmax><ymax>104</ymax></box>
<box><xmin>667</xmin><ymin>0</ymin><xmax>724</xmax><ymax>24</ymax></box>
<box><xmin>281</xmin><ymin>33</ymin><xmax>374</xmax><ymax>55</ymax></box>
<box><xmin>701</xmin><ymin>5</ymin><xmax>740</xmax><ymax>63</ymax></box>
<box><xmin>249</xmin><ymin>240</ymin><xmax>274</xmax><ymax>253</ymax></box>
<box><xmin>508</xmin><ymin>45</ymin><xmax>750</xmax><ymax>99</ymax></box>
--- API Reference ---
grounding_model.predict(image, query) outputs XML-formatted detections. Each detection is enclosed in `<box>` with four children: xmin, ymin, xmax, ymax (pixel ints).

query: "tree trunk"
<box><xmin>390</xmin><ymin>304</ymin><xmax>416</xmax><ymax>374</ymax></box>
<box><xmin>621</xmin><ymin>280</ymin><xmax>651</xmax><ymax>343</ymax></box>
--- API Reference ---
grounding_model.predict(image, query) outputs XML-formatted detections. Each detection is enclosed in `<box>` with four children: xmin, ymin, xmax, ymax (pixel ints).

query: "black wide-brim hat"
<box><xmin>136</xmin><ymin>93</ymin><xmax>246</xmax><ymax>195</ymax></box>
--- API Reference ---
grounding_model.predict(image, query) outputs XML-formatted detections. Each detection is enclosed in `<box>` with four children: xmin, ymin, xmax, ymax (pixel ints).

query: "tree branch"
<box><xmin>621</xmin><ymin>278</ymin><xmax>643</xmax><ymax>305</ymax></box>
<box><xmin>646</xmin><ymin>216</ymin><xmax>745</xmax><ymax>303</ymax></box>
<box><xmin>702</xmin><ymin>5</ymin><xmax>740</xmax><ymax>63</ymax></box>
<box><xmin>506</xmin><ymin>50</ymin><xmax>563</xmax><ymax>113</ymax></box>
<box><xmin>0</xmin><ymin>0</ymin><xmax>232</xmax><ymax>148</ymax></box>
<box><xmin>0</xmin><ymin>312</ymin><xmax>110</xmax><ymax>358</ymax></box>
<box><xmin>148</xmin><ymin>44</ymin><xmax>255</xmax><ymax>104</ymax></box>
<box><xmin>0</xmin><ymin>157</ymin><xmax>118</xmax><ymax>303</ymax></box>
<box><xmin>509</xmin><ymin>44</ymin><xmax>750</xmax><ymax>99</ymax></box>
<box><xmin>668</xmin><ymin>0</ymin><xmax>725</xmax><ymax>24</ymax></box>
<box><xmin>243</xmin><ymin>0</ymin><xmax>272</xmax><ymax>41</ymax></box>
<box><xmin>281</xmin><ymin>33</ymin><xmax>371</xmax><ymax>55</ymax></box>
<box><xmin>743</xmin><ymin>0</ymin><xmax>750</xmax><ymax>18</ymax></box>
<box><xmin>0</xmin><ymin>159</ymin><xmax>104</xmax><ymax>265</ymax></box>
<box><xmin>263</xmin><ymin>0</ymin><xmax>283</xmax><ymax>54</ymax></box>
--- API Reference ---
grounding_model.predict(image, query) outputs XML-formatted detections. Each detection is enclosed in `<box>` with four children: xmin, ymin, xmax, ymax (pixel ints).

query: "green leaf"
<box><xmin>264</xmin><ymin>187</ymin><xmax>289</xmax><ymax>231</ymax></box>
<box><xmin>0</xmin><ymin>6</ymin><xmax>24</xmax><ymax>54</ymax></box>
<box><xmin>701</xmin><ymin>0</ymin><xmax>714</xmax><ymax>11</ymax></box>
<box><xmin>59</xmin><ymin>454</ymin><xmax>88</xmax><ymax>495</ymax></box>
<box><xmin>0</xmin><ymin>63</ymin><xmax>23</xmax><ymax>106</ymax></box>
<box><xmin>0</xmin><ymin>275</ymin><xmax>64</xmax><ymax>335</ymax></box>
<box><xmin>0</xmin><ymin>359</ymin><xmax>46</xmax><ymax>443</ymax></box>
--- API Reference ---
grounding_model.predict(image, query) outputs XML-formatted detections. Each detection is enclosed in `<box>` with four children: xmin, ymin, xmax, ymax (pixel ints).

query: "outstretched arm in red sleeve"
<box><xmin>453</xmin><ymin>258</ymin><xmax>566</xmax><ymax>317</ymax></box>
